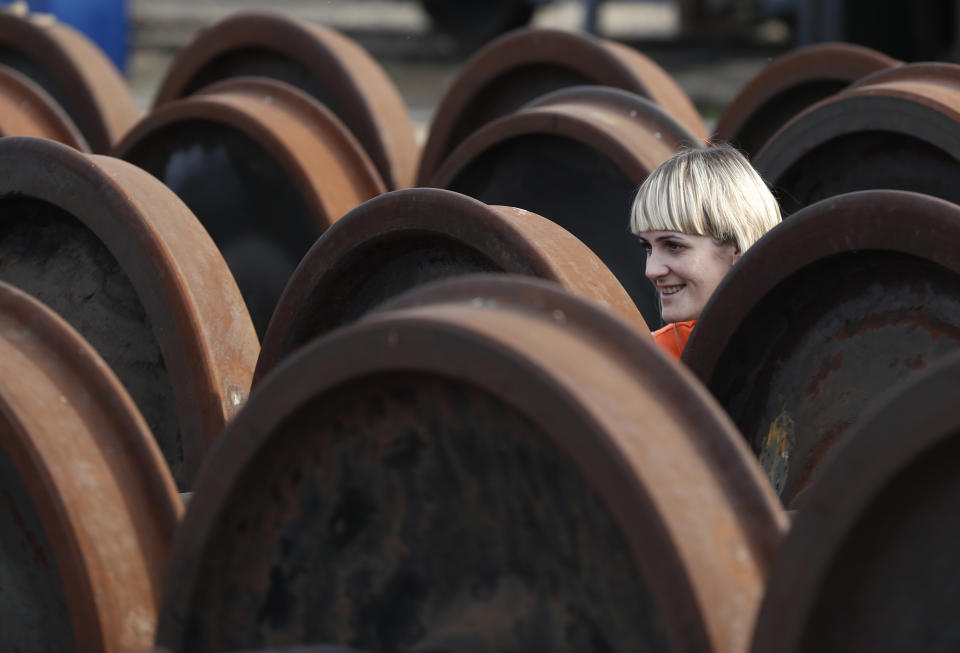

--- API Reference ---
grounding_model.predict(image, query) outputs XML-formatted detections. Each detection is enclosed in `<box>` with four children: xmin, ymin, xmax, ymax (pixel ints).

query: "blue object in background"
<box><xmin>9</xmin><ymin>0</ymin><xmax>128</xmax><ymax>71</ymax></box>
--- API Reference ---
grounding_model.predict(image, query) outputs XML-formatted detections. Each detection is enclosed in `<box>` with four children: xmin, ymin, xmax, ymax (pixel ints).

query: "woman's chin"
<box><xmin>661</xmin><ymin>306</ymin><xmax>695</xmax><ymax>323</ymax></box>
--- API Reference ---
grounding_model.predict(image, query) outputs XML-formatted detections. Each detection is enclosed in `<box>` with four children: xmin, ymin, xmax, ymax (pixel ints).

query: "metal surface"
<box><xmin>683</xmin><ymin>189</ymin><xmax>960</xmax><ymax>508</ymax></box>
<box><xmin>146</xmin><ymin>648</ymin><xmax>367</xmax><ymax>653</ymax></box>
<box><xmin>429</xmin><ymin>86</ymin><xmax>700</xmax><ymax>327</ymax></box>
<box><xmin>0</xmin><ymin>281</ymin><xmax>181</xmax><ymax>652</ymax></box>
<box><xmin>0</xmin><ymin>137</ymin><xmax>258</xmax><ymax>489</ymax></box>
<box><xmin>231</xmin><ymin>649</ymin><xmax>370</xmax><ymax>653</ymax></box>
<box><xmin>714</xmin><ymin>42</ymin><xmax>899</xmax><ymax>159</ymax></box>
<box><xmin>0</xmin><ymin>63</ymin><xmax>88</xmax><ymax>150</ymax></box>
<box><xmin>152</xmin><ymin>11</ymin><xmax>417</xmax><ymax>190</ymax></box>
<box><xmin>417</xmin><ymin>27</ymin><xmax>706</xmax><ymax>185</ymax></box>
<box><xmin>115</xmin><ymin>77</ymin><xmax>385</xmax><ymax>338</ymax></box>
<box><xmin>375</xmin><ymin>274</ymin><xmax>661</xmax><ymax>378</ymax></box>
<box><xmin>254</xmin><ymin>187</ymin><xmax>645</xmax><ymax>383</ymax></box>
<box><xmin>0</xmin><ymin>11</ymin><xmax>138</xmax><ymax>153</ymax></box>
<box><xmin>754</xmin><ymin>61</ymin><xmax>960</xmax><ymax>215</ymax></box>
<box><xmin>750</xmin><ymin>349</ymin><xmax>960</xmax><ymax>653</ymax></box>
<box><xmin>158</xmin><ymin>286</ymin><xmax>785</xmax><ymax>653</ymax></box>
<box><xmin>376</xmin><ymin>273</ymin><xmax>653</xmax><ymax>352</ymax></box>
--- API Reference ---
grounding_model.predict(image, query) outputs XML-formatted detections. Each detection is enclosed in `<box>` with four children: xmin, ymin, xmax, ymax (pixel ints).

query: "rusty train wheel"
<box><xmin>0</xmin><ymin>281</ymin><xmax>181</xmax><ymax>652</ymax></box>
<box><xmin>417</xmin><ymin>28</ymin><xmax>706</xmax><ymax>185</ymax></box>
<box><xmin>683</xmin><ymin>189</ymin><xmax>960</xmax><ymax>508</ymax></box>
<box><xmin>750</xmin><ymin>350</ymin><xmax>960</xmax><ymax>652</ymax></box>
<box><xmin>254</xmin><ymin>187</ymin><xmax>645</xmax><ymax>383</ymax></box>
<box><xmin>158</xmin><ymin>285</ymin><xmax>785</xmax><ymax>653</ymax></box>
<box><xmin>115</xmin><ymin>77</ymin><xmax>385</xmax><ymax>338</ymax></box>
<box><xmin>0</xmin><ymin>11</ymin><xmax>138</xmax><ymax>153</ymax></box>
<box><xmin>375</xmin><ymin>274</ymin><xmax>662</xmax><ymax>376</ymax></box>
<box><xmin>0</xmin><ymin>63</ymin><xmax>89</xmax><ymax>150</ymax></box>
<box><xmin>152</xmin><ymin>11</ymin><xmax>417</xmax><ymax>190</ymax></box>
<box><xmin>149</xmin><ymin>648</ymin><xmax>369</xmax><ymax>653</ymax></box>
<box><xmin>376</xmin><ymin>273</ymin><xmax>652</xmax><ymax>351</ymax></box>
<box><xmin>845</xmin><ymin>58</ymin><xmax>960</xmax><ymax>87</ymax></box>
<box><xmin>429</xmin><ymin>86</ymin><xmax>700</xmax><ymax>327</ymax></box>
<box><xmin>0</xmin><ymin>137</ymin><xmax>258</xmax><ymax>489</ymax></box>
<box><xmin>754</xmin><ymin>61</ymin><xmax>960</xmax><ymax>215</ymax></box>
<box><xmin>523</xmin><ymin>85</ymin><xmax>704</xmax><ymax>153</ymax></box>
<box><xmin>714</xmin><ymin>42</ymin><xmax>899</xmax><ymax>159</ymax></box>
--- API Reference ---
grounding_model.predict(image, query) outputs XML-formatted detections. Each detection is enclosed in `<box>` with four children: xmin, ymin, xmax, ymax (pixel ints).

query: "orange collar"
<box><xmin>652</xmin><ymin>320</ymin><xmax>696</xmax><ymax>360</ymax></box>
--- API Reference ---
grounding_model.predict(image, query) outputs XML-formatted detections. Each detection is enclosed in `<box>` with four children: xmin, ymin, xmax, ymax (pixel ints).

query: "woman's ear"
<box><xmin>727</xmin><ymin>240</ymin><xmax>740</xmax><ymax>265</ymax></box>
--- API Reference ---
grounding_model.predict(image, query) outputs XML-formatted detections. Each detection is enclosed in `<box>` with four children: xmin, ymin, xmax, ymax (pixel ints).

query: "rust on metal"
<box><xmin>376</xmin><ymin>273</ymin><xmax>654</xmax><ymax>355</ymax></box>
<box><xmin>148</xmin><ymin>649</ymin><xmax>371</xmax><ymax>653</ymax></box>
<box><xmin>0</xmin><ymin>137</ymin><xmax>259</xmax><ymax>489</ymax></box>
<box><xmin>429</xmin><ymin>86</ymin><xmax>701</xmax><ymax>327</ymax></box>
<box><xmin>751</xmin><ymin>350</ymin><xmax>960</xmax><ymax>652</ymax></box>
<box><xmin>0</xmin><ymin>63</ymin><xmax>89</xmax><ymax>150</ymax></box>
<box><xmin>0</xmin><ymin>10</ymin><xmax>139</xmax><ymax>153</ymax></box>
<box><xmin>145</xmin><ymin>648</ymin><xmax>370</xmax><ymax>653</ymax></box>
<box><xmin>0</xmin><ymin>281</ymin><xmax>181</xmax><ymax>652</ymax></box>
<box><xmin>152</xmin><ymin>11</ymin><xmax>417</xmax><ymax>189</ymax></box>
<box><xmin>754</xmin><ymin>61</ymin><xmax>960</xmax><ymax>215</ymax></box>
<box><xmin>159</xmin><ymin>280</ymin><xmax>785</xmax><ymax>653</ymax></box>
<box><xmin>254</xmin><ymin>187</ymin><xmax>645</xmax><ymax>383</ymax></box>
<box><xmin>115</xmin><ymin>76</ymin><xmax>385</xmax><ymax>338</ymax></box>
<box><xmin>417</xmin><ymin>27</ymin><xmax>707</xmax><ymax>185</ymax></box>
<box><xmin>714</xmin><ymin>42</ymin><xmax>899</xmax><ymax>158</ymax></box>
<box><xmin>683</xmin><ymin>189</ymin><xmax>960</xmax><ymax>508</ymax></box>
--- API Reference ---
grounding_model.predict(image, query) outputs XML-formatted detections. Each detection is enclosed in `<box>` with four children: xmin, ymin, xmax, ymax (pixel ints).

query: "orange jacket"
<box><xmin>652</xmin><ymin>320</ymin><xmax>696</xmax><ymax>360</ymax></box>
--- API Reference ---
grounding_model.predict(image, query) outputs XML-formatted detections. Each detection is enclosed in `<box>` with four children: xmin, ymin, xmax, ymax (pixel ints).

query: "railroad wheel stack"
<box><xmin>0</xmin><ymin>6</ymin><xmax>959</xmax><ymax>652</ymax></box>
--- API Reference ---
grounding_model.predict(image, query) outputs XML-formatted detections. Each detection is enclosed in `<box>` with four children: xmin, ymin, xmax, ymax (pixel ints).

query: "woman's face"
<box><xmin>637</xmin><ymin>231</ymin><xmax>740</xmax><ymax>323</ymax></box>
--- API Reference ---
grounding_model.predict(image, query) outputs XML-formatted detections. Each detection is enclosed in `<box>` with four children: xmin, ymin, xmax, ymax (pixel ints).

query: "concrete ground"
<box><xmin>125</xmin><ymin>1</ymin><xmax>792</xmax><ymax>137</ymax></box>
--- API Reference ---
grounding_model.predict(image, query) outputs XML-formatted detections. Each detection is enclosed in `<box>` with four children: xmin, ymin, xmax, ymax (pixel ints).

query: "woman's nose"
<box><xmin>645</xmin><ymin>250</ymin><xmax>667</xmax><ymax>280</ymax></box>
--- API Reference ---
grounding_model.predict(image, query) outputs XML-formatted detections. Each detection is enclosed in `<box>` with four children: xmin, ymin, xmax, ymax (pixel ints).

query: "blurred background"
<box><xmin>8</xmin><ymin>0</ymin><xmax>959</xmax><ymax>134</ymax></box>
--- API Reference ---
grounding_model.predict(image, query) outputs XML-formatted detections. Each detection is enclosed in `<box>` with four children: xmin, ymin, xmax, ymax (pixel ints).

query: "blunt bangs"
<box><xmin>629</xmin><ymin>145</ymin><xmax>781</xmax><ymax>253</ymax></box>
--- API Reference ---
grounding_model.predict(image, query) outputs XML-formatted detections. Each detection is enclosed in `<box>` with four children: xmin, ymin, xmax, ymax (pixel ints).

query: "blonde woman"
<box><xmin>631</xmin><ymin>144</ymin><xmax>781</xmax><ymax>359</ymax></box>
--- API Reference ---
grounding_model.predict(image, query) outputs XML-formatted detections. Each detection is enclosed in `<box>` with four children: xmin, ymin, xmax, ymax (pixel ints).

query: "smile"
<box><xmin>659</xmin><ymin>285</ymin><xmax>684</xmax><ymax>296</ymax></box>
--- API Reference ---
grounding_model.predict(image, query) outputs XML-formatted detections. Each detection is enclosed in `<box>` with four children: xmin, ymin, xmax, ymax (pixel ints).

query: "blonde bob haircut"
<box><xmin>630</xmin><ymin>143</ymin><xmax>781</xmax><ymax>253</ymax></box>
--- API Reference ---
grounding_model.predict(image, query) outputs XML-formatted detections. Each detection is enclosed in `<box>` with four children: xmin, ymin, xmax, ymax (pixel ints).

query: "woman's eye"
<box><xmin>666</xmin><ymin>241</ymin><xmax>684</xmax><ymax>251</ymax></box>
<box><xmin>640</xmin><ymin>242</ymin><xmax>652</xmax><ymax>254</ymax></box>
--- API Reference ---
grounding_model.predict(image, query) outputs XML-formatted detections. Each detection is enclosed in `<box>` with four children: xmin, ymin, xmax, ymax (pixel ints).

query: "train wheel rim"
<box><xmin>754</xmin><ymin>62</ymin><xmax>960</xmax><ymax>214</ymax></box>
<box><xmin>0</xmin><ymin>281</ymin><xmax>181</xmax><ymax>651</ymax></box>
<box><xmin>0</xmin><ymin>63</ymin><xmax>89</xmax><ymax>150</ymax></box>
<box><xmin>428</xmin><ymin>90</ymin><xmax>688</xmax><ymax>327</ymax></box>
<box><xmin>417</xmin><ymin>27</ymin><xmax>706</xmax><ymax>185</ymax></box>
<box><xmin>115</xmin><ymin>76</ymin><xmax>385</xmax><ymax>338</ymax></box>
<box><xmin>714</xmin><ymin>42</ymin><xmax>899</xmax><ymax>158</ymax></box>
<box><xmin>521</xmin><ymin>85</ymin><xmax>704</xmax><ymax>152</ymax></box>
<box><xmin>152</xmin><ymin>11</ymin><xmax>417</xmax><ymax>190</ymax></box>
<box><xmin>0</xmin><ymin>137</ymin><xmax>258</xmax><ymax>488</ymax></box>
<box><xmin>253</xmin><ymin>187</ymin><xmax>644</xmax><ymax>383</ymax></box>
<box><xmin>375</xmin><ymin>273</ymin><xmax>654</xmax><ymax>356</ymax></box>
<box><xmin>159</xmin><ymin>289</ymin><xmax>784</xmax><ymax>653</ymax></box>
<box><xmin>751</xmin><ymin>349</ymin><xmax>960</xmax><ymax>652</ymax></box>
<box><xmin>683</xmin><ymin>189</ymin><xmax>960</xmax><ymax>507</ymax></box>
<box><xmin>0</xmin><ymin>12</ymin><xmax>138</xmax><ymax>153</ymax></box>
